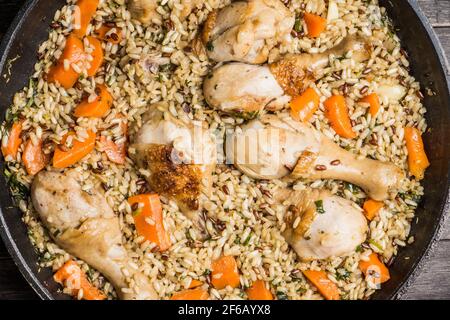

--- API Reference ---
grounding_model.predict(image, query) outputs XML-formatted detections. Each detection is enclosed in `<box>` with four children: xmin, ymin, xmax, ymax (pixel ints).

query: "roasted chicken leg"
<box><xmin>31</xmin><ymin>170</ymin><xmax>158</xmax><ymax>300</ymax></box>
<box><xmin>227</xmin><ymin>114</ymin><xmax>404</xmax><ymax>201</ymax></box>
<box><xmin>204</xmin><ymin>35</ymin><xmax>371</xmax><ymax>115</ymax></box>
<box><xmin>130</xmin><ymin>104</ymin><xmax>217</xmax><ymax>230</ymax></box>
<box><xmin>202</xmin><ymin>0</ymin><xmax>294</xmax><ymax>64</ymax></box>
<box><xmin>278</xmin><ymin>188</ymin><xmax>368</xmax><ymax>261</ymax></box>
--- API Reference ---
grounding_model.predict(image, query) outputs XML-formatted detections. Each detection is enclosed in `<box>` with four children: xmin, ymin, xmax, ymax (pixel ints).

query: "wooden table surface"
<box><xmin>0</xmin><ymin>0</ymin><xmax>449</xmax><ymax>300</ymax></box>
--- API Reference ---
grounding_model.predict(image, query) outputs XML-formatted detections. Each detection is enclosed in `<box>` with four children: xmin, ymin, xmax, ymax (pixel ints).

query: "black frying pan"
<box><xmin>0</xmin><ymin>0</ymin><xmax>449</xmax><ymax>300</ymax></box>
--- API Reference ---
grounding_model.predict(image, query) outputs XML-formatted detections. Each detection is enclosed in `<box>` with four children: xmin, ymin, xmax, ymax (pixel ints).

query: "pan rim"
<box><xmin>0</xmin><ymin>0</ymin><xmax>53</xmax><ymax>300</ymax></box>
<box><xmin>0</xmin><ymin>0</ymin><xmax>448</xmax><ymax>301</ymax></box>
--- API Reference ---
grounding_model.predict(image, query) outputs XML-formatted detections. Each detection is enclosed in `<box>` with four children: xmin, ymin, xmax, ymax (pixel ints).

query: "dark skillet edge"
<box><xmin>0</xmin><ymin>0</ymin><xmax>448</xmax><ymax>301</ymax></box>
<box><xmin>391</xmin><ymin>0</ymin><xmax>450</xmax><ymax>300</ymax></box>
<box><xmin>0</xmin><ymin>0</ymin><xmax>53</xmax><ymax>300</ymax></box>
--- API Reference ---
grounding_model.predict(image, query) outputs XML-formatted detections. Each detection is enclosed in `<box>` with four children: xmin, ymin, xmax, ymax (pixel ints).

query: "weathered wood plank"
<box><xmin>434</xmin><ymin>27</ymin><xmax>450</xmax><ymax>68</ymax></box>
<box><xmin>418</xmin><ymin>0</ymin><xmax>450</xmax><ymax>26</ymax></box>
<box><xmin>403</xmin><ymin>240</ymin><xmax>450</xmax><ymax>299</ymax></box>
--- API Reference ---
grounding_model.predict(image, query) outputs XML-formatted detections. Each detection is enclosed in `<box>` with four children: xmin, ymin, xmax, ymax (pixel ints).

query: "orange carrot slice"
<box><xmin>290</xmin><ymin>88</ymin><xmax>320</xmax><ymax>122</ymax></box>
<box><xmin>170</xmin><ymin>288</ymin><xmax>209</xmax><ymax>300</ymax></box>
<box><xmin>47</xmin><ymin>34</ymin><xmax>86</xmax><ymax>89</ymax></box>
<box><xmin>128</xmin><ymin>194</ymin><xmax>171</xmax><ymax>251</ymax></box>
<box><xmin>93</xmin><ymin>25</ymin><xmax>123</xmax><ymax>44</ymax></box>
<box><xmin>363</xmin><ymin>199</ymin><xmax>383</xmax><ymax>221</ymax></box>
<box><xmin>85</xmin><ymin>36</ymin><xmax>104</xmax><ymax>77</ymax></box>
<box><xmin>188</xmin><ymin>279</ymin><xmax>203</xmax><ymax>289</ymax></box>
<box><xmin>211</xmin><ymin>255</ymin><xmax>240</xmax><ymax>289</ymax></box>
<box><xmin>72</xmin><ymin>0</ymin><xmax>100</xmax><ymax>38</ymax></box>
<box><xmin>304</xmin><ymin>13</ymin><xmax>327</xmax><ymax>38</ymax></box>
<box><xmin>359</xmin><ymin>253</ymin><xmax>390</xmax><ymax>285</ymax></box>
<box><xmin>404</xmin><ymin>127</ymin><xmax>430</xmax><ymax>180</ymax></box>
<box><xmin>303</xmin><ymin>270</ymin><xmax>340</xmax><ymax>300</ymax></box>
<box><xmin>54</xmin><ymin>260</ymin><xmax>106</xmax><ymax>300</ymax></box>
<box><xmin>53</xmin><ymin>130</ymin><xmax>96</xmax><ymax>169</ymax></box>
<box><xmin>246</xmin><ymin>280</ymin><xmax>273</xmax><ymax>300</ymax></box>
<box><xmin>74</xmin><ymin>85</ymin><xmax>112</xmax><ymax>118</ymax></box>
<box><xmin>22</xmin><ymin>139</ymin><xmax>50</xmax><ymax>176</ymax></box>
<box><xmin>324</xmin><ymin>95</ymin><xmax>356</xmax><ymax>139</ymax></box>
<box><xmin>2</xmin><ymin>121</ymin><xmax>23</xmax><ymax>159</ymax></box>
<box><xmin>360</xmin><ymin>93</ymin><xmax>381</xmax><ymax>117</ymax></box>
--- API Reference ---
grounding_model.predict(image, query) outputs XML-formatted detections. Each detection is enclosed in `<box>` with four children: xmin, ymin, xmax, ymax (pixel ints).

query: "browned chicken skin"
<box><xmin>278</xmin><ymin>188</ymin><xmax>368</xmax><ymax>261</ymax></box>
<box><xmin>204</xmin><ymin>35</ymin><xmax>371</xmax><ymax>115</ymax></box>
<box><xmin>31</xmin><ymin>170</ymin><xmax>158</xmax><ymax>300</ymax></box>
<box><xmin>130</xmin><ymin>104</ymin><xmax>216</xmax><ymax>231</ymax></box>
<box><xmin>227</xmin><ymin>113</ymin><xmax>404</xmax><ymax>201</ymax></box>
<box><xmin>202</xmin><ymin>0</ymin><xmax>294</xmax><ymax>64</ymax></box>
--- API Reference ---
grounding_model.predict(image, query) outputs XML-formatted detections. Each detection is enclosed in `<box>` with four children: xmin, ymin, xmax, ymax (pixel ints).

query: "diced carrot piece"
<box><xmin>188</xmin><ymin>279</ymin><xmax>203</xmax><ymax>289</ymax></box>
<box><xmin>2</xmin><ymin>121</ymin><xmax>23</xmax><ymax>159</ymax></box>
<box><xmin>72</xmin><ymin>0</ymin><xmax>100</xmax><ymax>38</ymax></box>
<box><xmin>128</xmin><ymin>194</ymin><xmax>171</xmax><ymax>251</ymax></box>
<box><xmin>363</xmin><ymin>199</ymin><xmax>384</xmax><ymax>221</ymax></box>
<box><xmin>47</xmin><ymin>34</ymin><xmax>86</xmax><ymax>89</ymax></box>
<box><xmin>359</xmin><ymin>253</ymin><xmax>390</xmax><ymax>285</ymax></box>
<box><xmin>54</xmin><ymin>260</ymin><xmax>106</xmax><ymax>300</ymax></box>
<box><xmin>211</xmin><ymin>255</ymin><xmax>240</xmax><ymax>289</ymax></box>
<box><xmin>85</xmin><ymin>36</ymin><xmax>104</xmax><ymax>77</ymax></box>
<box><xmin>93</xmin><ymin>25</ymin><xmax>123</xmax><ymax>44</ymax></box>
<box><xmin>170</xmin><ymin>288</ymin><xmax>209</xmax><ymax>300</ymax></box>
<box><xmin>290</xmin><ymin>88</ymin><xmax>320</xmax><ymax>122</ymax></box>
<box><xmin>360</xmin><ymin>93</ymin><xmax>381</xmax><ymax>117</ymax></box>
<box><xmin>53</xmin><ymin>130</ymin><xmax>96</xmax><ymax>169</ymax></box>
<box><xmin>303</xmin><ymin>270</ymin><xmax>340</xmax><ymax>300</ymax></box>
<box><xmin>324</xmin><ymin>95</ymin><xmax>356</xmax><ymax>139</ymax></box>
<box><xmin>246</xmin><ymin>280</ymin><xmax>273</xmax><ymax>300</ymax></box>
<box><xmin>304</xmin><ymin>13</ymin><xmax>327</xmax><ymax>38</ymax></box>
<box><xmin>404</xmin><ymin>127</ymin><xmax>430</xmax><ymax>180</ymax></box>
<box><xmin>22</xmin><ymin>139</ymin><xmax>50</xmax><ymax>175</ymax></box>
<box><xmin>74</xmin><ymin>85</ymin><xmax>112</xmax><ymax>118</ymax></box>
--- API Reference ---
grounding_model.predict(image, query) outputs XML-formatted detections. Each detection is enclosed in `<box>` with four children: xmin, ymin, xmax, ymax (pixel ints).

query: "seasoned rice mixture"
<box><xmin>1</xmin><ymin>0</ymin><xmax>428</xmax><ymax>300</ymax></box>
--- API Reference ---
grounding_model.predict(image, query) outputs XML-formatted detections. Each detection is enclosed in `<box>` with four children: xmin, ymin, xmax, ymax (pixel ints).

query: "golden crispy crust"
<box><xmin>135</xmin><ymin>144</ymin><xmax>203</xmax><ymax>211</ymax></box>
<box><xmin>269</xmin><ymin>56</ymin><xmax>316</xmax><ymax>97</ymax></box>
<box><xmin>290</xmin><ymin>150</ymin><xmax>318</xmax><ymax>178</ymax></box>
<box><xmin>282</xmin><ymin>189</ymin><xmax>318</xmax><ymax>237</ymax></box>
<box><xmin>202</xmin><ymin>10</ymin><xmax>218</xmax><ymax>43</ymax></box>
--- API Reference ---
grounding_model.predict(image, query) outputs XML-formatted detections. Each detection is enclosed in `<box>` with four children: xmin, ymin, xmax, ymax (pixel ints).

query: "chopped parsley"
<box><xmin>4</xmin><ymin>167</ymin><xmax>29</xmax><ymax>201</ymax></box>
<box><xmin>335</xmin><ymin>269</ymin><xmax>351</xmax><ymax>281</ymax></box>
<box><xmin>206</xmin><ymin>41</ymin><xmax>214</xmax><ymax>52</ymax></box>
<box><xmin>294</xmin><ymin>18</ymin><xmax>302</xmax><ymax>33</ymax></box>
<box><xmin>203</xmin><ymin>269</ymin><xmax>211</xmax><ymax>276</ymax></box>
<box><xmin>369</xmin><ymin>239</ymin><xmax>383</xmax><ymax>251</ymax></box>
<box><xmin>242</xmin><ymin>233</ymin><xmax>252</xmax><ymax>246</ymax></box>
<box><xmin>25</xmin><ymin>78</ymin><xmax>36</xmax><ymax>109</ymax></box>
<box><xmin>276</xmin><ymin>291</ymin><xmax>289</xmax><ymax>300</ymax></box>
<box><xmin>315</xmin><ymin>200</ymin><xmax>325</xmax><ymax>214</ymax></box>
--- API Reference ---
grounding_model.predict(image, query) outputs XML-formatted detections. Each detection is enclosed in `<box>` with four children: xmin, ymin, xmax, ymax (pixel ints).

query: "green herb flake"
<box><xmin>206</xmin><ymin>41</ymin><xmax>214</xmax><ymax>52</ymax></box>
<box><xmin>335</xmin><ymin>269</ymin><xmax>351</xmax><ymax>281</ymax></box>
<box><xmin>369</xmin><ymin>239</ymin><xmax>383</xmax><ymax>251</ymax></box>
<box><xmin>294</xmin><ymin>18</ymin><xmax>302</xmax><ymax>33</ymax></box>
<box><xmin>4</xmin><ymin>167</ymin><xmax>29</xmax><ymax>201</ymax></box>
<box><xmin>132</xmin><ymin>207</ymin><xmax>142</xmax><ymax>217</ymax></box>
<box><xmin>276</xmin><ymin>291</ymin><xmax>289</xmax><ymax>300</ymax></box>
<box><xmin>355</xmin><ymin>245</ymin><xmax>363</xmax><ymax>253</ymax></box>
<box><xmin>203</xmin><ymin>269</ymin><xmax>211</xmax><ymax>276</ymax></box>
<box><xmin>315</xmin><ymin>200</ymin><xmax>325</xmax><ymax>214</ymax></box>
<box><xmin>243</xmin><ymin>233</ymin><xmax>252</xmax><ymax>246</ymax></box>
